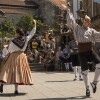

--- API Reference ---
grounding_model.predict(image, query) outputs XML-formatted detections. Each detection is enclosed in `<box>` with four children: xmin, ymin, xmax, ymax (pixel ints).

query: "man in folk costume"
<box><xmin>0</xmin><ymin>20</ymin><xmax>36</xmax><ymax>94</ymax></box>
<box><xmin>66</xmin><ymin>6</ymin><xmax>100</xmax><ymax>97</ymax></box>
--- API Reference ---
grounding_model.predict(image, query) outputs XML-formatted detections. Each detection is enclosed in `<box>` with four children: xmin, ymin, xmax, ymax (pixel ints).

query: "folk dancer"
<box><xmin>0</xmin><ymin>20</ymin><xmax>36</xmax><ymax>94</ymax></box>
<box><xmin>66</xmin><ymin>8</ymin><xmax>100</xmax><ymax>97</ymax></box>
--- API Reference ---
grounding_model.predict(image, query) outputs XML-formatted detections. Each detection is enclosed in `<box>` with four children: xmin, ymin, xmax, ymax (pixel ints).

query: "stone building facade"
<box><xmin>33</xmin><ymin>0</ymin><xmax>67</xmax><ymax>26</ymax></box>
<box><xmin>33</xmin><ymin>0</ymin><xmax>68</xmax><ymax>48</ymax></box>
<box><xmin>83</xmin><ymin>0</ymin><xmax>100</xmax><ymax>30</ymax></box>
<box><xmin>83</xmin><ymin>0</ymin><xmax>100</xmax><ymax>17</ymax></box>
<box><xmin>0</xmin><ymin>0</ymin><xmax>38</xmax><ymax>24</ymax></box>
<box><xmin>33</xmin><ymin>0</ymin><xmax>55</xmax><ymax>26</ymax></box>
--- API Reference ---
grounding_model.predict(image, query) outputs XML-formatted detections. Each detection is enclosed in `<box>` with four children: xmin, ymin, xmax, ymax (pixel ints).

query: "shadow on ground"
<box><xmin>0</xmin><ymin>93</ymin><xmax>27</xmax><ymax>97</ymax></box>
<box><xmin>30</xmin><ymin>95</ymin><xmax>91</xmax><ymax>100</ymax></box>
<box><xmin>46</xmin><ymin>80</ymin><xmax>73</xmax><ymax>82</ymax></box>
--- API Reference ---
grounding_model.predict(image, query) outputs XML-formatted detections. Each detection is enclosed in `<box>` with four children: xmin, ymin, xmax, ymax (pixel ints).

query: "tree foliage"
<box><xmin>0</xmin><ymin>19</ymin><xmax>15</xmax><ymax>37</ymax></box>
<box><xmin>0</xmin><ymin>14</ymin><xmax>44</xmax><ymax>37</ymax></box>
<box><xmin>16</xmin><ymin>14</ymin><xmax>33</xmax><ymax>33</ymax></box>
<box><xmin>17</xmin><ymin>14</ymin><xmax>43</xmax><ymax>33</ymax></box>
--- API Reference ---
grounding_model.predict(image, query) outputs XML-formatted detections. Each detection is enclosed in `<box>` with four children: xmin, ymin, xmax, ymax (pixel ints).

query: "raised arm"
<box><xmin>66</xmin><ymin>8</ymin><xmax>78</xmax><ymax>31</ymax></box>
<box><xmin>27</xmin><ymin>20</ymin><xmax>36</xmax><ymax>41</ymax></box>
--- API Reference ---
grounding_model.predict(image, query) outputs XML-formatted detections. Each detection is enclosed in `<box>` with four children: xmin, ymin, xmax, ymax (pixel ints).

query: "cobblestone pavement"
<box><xmin>0</xmin><ymin>71</ymin><xmax>100</xmax><ymax>100</ymax></box>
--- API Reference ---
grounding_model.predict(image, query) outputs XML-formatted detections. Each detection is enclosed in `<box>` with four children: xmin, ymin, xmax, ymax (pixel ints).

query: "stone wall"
<box><xmin>33</xmin><ymin>0</ymin><xmax>57</xmax><ymax>26</ymax></box>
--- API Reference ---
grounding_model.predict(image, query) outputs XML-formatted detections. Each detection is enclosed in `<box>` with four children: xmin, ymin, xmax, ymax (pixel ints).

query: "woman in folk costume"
<box><xmin>0</xmin><ymin>20</ymin><xmax>36</xmax><ymax>94</ymax></box>
<box><xmin>66</xmin><ymin>6</ymin><xmax>100</xmax><ymax>97</ymax></box>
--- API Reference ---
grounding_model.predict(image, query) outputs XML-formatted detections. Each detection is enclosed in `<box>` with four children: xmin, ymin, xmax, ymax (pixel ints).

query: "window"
<box><xmin>93</xmin><ymin>0</ymin><xmax>100</xmax><ymax>16</ymax></box>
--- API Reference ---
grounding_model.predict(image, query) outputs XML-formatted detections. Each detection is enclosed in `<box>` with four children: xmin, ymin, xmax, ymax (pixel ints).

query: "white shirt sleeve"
<box><xmin>66</xmin><ymin>9</ymin><xmax>79</xmax><ymax>42</ymax></box>
<box><xmin>66</xmin><ymin>9</ymin><xmax>78</xmax><ymax>31</ymax></box>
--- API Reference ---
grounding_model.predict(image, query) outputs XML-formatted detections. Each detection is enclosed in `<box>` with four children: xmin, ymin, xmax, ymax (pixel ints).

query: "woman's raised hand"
<box><xmin>32</xmin><ymin>19</ymin><xmax>36</xmax><ymax>26</ymax></box>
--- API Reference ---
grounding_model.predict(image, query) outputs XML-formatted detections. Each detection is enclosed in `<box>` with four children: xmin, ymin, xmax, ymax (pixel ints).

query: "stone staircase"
<box><xmin>29</xmin><ymin>62</ymin><xmax>45</xmax><ymax>72</ymax></box>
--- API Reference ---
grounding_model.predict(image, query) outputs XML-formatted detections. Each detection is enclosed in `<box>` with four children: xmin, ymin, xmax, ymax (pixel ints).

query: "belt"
<box><xmin>78</xmin><ymin>42</ymin><xmax>93</xmax><ymax>52</ymax></box>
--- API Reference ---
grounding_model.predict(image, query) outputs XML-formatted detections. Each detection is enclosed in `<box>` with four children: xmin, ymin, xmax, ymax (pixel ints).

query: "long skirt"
<box><xmin>0</xmin><ymin>51</ymin><xmax>33</xmax><ymax>85</ymax></box>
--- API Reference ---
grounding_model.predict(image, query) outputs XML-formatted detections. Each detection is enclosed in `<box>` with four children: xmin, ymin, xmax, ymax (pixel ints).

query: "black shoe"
<box><xmin>0</xmin><ymin>84</ymin><xmax>3</xmax><ymax>93</ymax></box>
<box><xmin>14</xmin><ymin>90</ymin><xmax>18</xmax><ymax>95</ymax></box>
<box><xmin>86</xmin><ymin>89</ymin><xmax>90</xmax><ymax>97</ymax></box>
<box><xmin>79</xmin><ymin>78</ymin><xmax>83</xmax><ymax>81</ymax></box>
<box><xmin>73</xmin><ymin>78</ymin><xmax>77</xmax><ymax>81</ymax></box>
<box><xmin>90</xmin><ymin>82</ymin><xmax>97</xmax><ymax>93</ymax></box>
<box><xmin>79</xmin><ymin>76</ymin><xmax>83</xmax><ymax>81</ymax></box>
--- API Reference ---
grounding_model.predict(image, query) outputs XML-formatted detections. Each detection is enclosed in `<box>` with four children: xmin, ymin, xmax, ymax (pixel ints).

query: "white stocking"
<box><xmin>65</xmin><ymin>63</ymin><xmax>69</xmax><ymax>70</ymax></box>
<box><xmin>82</xmin><ymin>70</ymin><xmax>89</xmax><ymax>89</ymax></box>
<box><xmin>73</xmin><ymin>66</ymin><xmax>77</xmax><ymax>77</ymax></box>
<box><xmin>78</xmin><ymin>67</ymin><xmax>82</xmax><ymax>77</ymax></box>
<box><xmin>93</xmin><ymin>64</ymin><xmax>100</xmax><ymax>84</ymax></box>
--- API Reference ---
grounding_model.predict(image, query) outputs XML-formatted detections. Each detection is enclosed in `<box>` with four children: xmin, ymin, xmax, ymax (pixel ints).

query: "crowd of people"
<box><xmin>26</xmin><ymin>33</ymin><xmax>73</xmax><ymax>71</ymax></box>
<box><xmin>25</xmin><ymin>31</ymin><xmax>84</xmax><ymax>82</ymax></box>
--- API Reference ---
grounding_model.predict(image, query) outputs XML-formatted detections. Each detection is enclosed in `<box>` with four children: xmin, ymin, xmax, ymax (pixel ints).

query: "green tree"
<box><xmin>17</xmin><ymin>14</ymin><xmax>43</xmax><ymax>34</ymax></box>
<box><xmin>0</xmin><ymin>19</ymin><xmax>15</xmax><ymax>37</ymax></box>
<box><xmin>16</xmin><ymin>14</ymin><xmax>33</xmax><ymax>33</ymax></box>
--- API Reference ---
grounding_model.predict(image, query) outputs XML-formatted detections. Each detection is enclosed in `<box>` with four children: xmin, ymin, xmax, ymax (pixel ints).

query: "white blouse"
<box><xmin>8</xmin><ymin>26</ymin><xmax>36</xmax><ymax>53</ymax></box>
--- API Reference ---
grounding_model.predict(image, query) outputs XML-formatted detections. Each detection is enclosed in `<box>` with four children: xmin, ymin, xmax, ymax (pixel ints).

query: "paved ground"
<box><xmin>0</xmin><ymin>71</ymin><xmax>100</xmax><ymax>100</ymax></box>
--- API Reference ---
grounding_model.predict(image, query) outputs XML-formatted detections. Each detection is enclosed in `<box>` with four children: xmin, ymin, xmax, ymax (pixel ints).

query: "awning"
<box><xmin>49</xmin><ymin>0</ymin><xmax>67</xmax><ymax>10</ymax></box>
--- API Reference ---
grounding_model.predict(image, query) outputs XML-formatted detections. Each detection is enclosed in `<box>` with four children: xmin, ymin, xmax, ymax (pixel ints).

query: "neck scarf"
<box><xmin>12</xmin><ymin>36</ymin><xmax>26</xmax><ymax>49</ymax></box>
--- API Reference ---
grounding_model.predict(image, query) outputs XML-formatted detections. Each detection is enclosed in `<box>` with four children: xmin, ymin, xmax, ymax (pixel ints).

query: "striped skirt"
<box><xmin>0</xmin><ymin>51</ymin><xmax>33</xmax><ymax>85</ymax></box>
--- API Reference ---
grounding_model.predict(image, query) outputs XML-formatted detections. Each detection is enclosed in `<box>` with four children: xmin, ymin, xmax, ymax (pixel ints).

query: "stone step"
<box><xmin>29</xmin><ymin>63</ymin><xmax>45</xmax><ymax>72</ymax></box>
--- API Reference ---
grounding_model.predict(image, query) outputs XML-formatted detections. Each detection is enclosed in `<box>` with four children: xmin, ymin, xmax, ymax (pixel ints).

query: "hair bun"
<box><xmin>16</xmin><ymin>28</ymin><xmax>25</xmax><ymax>36</ymax></box>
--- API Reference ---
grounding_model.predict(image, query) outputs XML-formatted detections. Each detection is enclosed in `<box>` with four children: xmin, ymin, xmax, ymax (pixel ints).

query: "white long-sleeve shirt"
<box><xmin>8</xmin><ymin>26</ymin><xmax>36</xmax><ymax>53</ymax></box>
<box><xmin>66</xmin><ymin>9</ymin><xmax>100</xmax><ymax>43</ymax></box>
